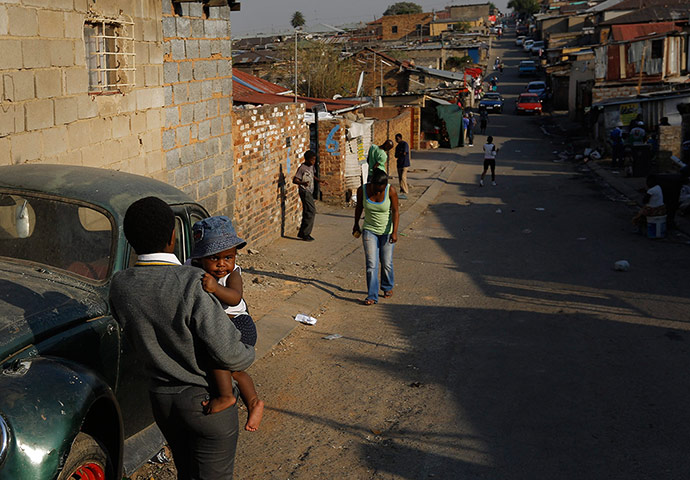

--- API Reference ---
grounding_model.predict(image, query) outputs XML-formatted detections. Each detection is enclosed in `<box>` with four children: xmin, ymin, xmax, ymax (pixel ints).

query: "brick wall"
<box><xmin>659</xmin><ymin>125</ymin><xmax>681</xmax><ymax>157</ymax></box>
<box><xmin>592</xmin><ymin>84</ymin><xmax>661</xmax><ymax>104</ymax></box>
<box><xmin>364</xmin><ymin>107</ymin><xmax>416</xmax><ymax>173</ymax></box>
<box><xmin>161</xmin><ymin>0</ymin><xmax>235</xmax><ymax>216</ymax></box>
<box><xmin>232</xmin><ymin>102</ymin><xmax>308</xmax><ymax>247</ymax></box>
<box><xmin>380</xmin><ymin>13</ymin><xmax>432</xmax><ymax>41</ymax></box>
<box><xmin>0</xmin><ymin>0</ymin><xmax>166</xmax><ymax>177</ymax></box>
<box><xmin>316</xmin><ymin>118</ymin><xmax>348</xmax><ymax>203</ymax></box>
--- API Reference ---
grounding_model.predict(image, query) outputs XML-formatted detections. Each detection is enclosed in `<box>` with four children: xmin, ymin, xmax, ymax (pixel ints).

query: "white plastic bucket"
<box><xmin>646</xmin><ymin>215</ymin><xmax>666</xmax><ymax>239</ymax></box>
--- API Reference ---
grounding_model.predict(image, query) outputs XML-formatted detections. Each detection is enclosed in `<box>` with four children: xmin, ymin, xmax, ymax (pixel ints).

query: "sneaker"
<box><xmin>398</xmin><ymin>194</ymin><xmax>408</xmax><ymax>199</ymax></box>
<box><xmin>492</xmin><ymin>181</ymin><xmax>497</xmax><ymax>186</ymax></box>
<box><xmin>469</xmin><ymin>143</ymin><xmax>474</xmax><ymax>147</ymax></box>
<box><xmin>479</xmin><ymin>179</ymin><xmax>484</xmax><ymax>187</ymax></box>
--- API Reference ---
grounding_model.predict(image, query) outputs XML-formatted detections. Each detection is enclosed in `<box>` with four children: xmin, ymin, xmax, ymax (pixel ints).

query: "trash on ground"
<box><xmin>614</xmin><ymin>260</ymin><xmax>630</xmax><ymax>272</ymax></box>
<box><xmin>522</xmin><ymin>229</ymin><xmax>532</xmax><ymax>234</ymax></box>
<box><xmin>149</xmin><ymin>447</ymin><xmax>172</xmax><ymax>464</ymax></box>
<box><xmin>495</xmin><ymin>208</ymin><xmax>502</xmax><ymax>214</ymax></box>
<box><xmin>247</xmin><ymin>248</ymin><xmax>259</xmax><ymax>255</ymax></box>
<box><xmin>577</xmin><ymin>237</ymin><xmax>587</xmax><ymax>241</ymax></box>
<box><xmin>371</xmin><ymin>428</ymin><xmax>382</xmax><ymax>435</ymax></box>
<box><xmin>295</xmin><ymin>314</ymin><xmax>317</xmax><ymax>325</ymax></box>
<box><xmin>409</xmin><ymin>382</ymin><xmax>422</xmax><ymax>388</ymax></box>
<box><xmin>323</xmin><ymin>333</ymin><xmax>342</xmax><ymax>340</ymax></box>
<box><xmin>535</xmin><ymin>207</ymin><xmax>545</xmax><ymax>211</ymax></box>
<box><xmin>515</xmin><ymin>150</ymin><xmax>521</xmax><ymax>153</ymax></box>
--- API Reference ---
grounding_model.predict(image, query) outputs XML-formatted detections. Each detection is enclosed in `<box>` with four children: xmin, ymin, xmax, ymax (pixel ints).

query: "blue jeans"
<box><xmin>362</xmin><ymin>229</ymin><xmax>395</xmax><ymax>302</ymax></box>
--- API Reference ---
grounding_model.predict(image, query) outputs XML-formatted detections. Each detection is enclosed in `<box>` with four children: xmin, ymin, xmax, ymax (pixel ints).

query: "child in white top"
<box><xmin>191</xmin><ymin>216</ymin><xmax>264</xmax><ymax>432</ymax></box>
<box><xmin>632</xmin><ymin>176</ymin><xmax>666</xmax><ymax>229</ymax></box>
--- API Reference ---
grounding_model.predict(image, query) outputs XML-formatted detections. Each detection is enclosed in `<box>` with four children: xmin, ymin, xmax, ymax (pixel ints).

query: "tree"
<box><xmin>488</xmin><ymin>2</ymin><xmax>497</xmax><ymax>14</ymax></box>
<box><xmin>453</xmin><ymin>21</ymin><xmax>471</xmax><ymax>33</ymax></box>
<box><xmin>271</xmin><ymin>42</ymin><xmax>358</xmax><ymax>99</ymax></box>
<box><xmin>507</xmin><ymin>0</ymin><xmax>540</xmax><ymax>17</ymax></box>
<box><xmin>383</xmin><ymin>2</ymin><xmax>422</xmax><ymax>15</ymax></box>
<box><xmin>291</xmin><ymin>11</ymin><xmax>305</xmax><ymax>29</ymax></box>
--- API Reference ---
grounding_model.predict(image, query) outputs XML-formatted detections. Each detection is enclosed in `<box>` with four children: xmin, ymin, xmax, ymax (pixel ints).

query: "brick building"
<box><xmin>378</xmin><ymin>12</ymin><xmax>433</xmax><ymax>41</ymax></box>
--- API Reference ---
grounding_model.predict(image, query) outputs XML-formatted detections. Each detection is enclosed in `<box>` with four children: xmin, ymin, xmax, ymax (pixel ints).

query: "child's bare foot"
<box><xmin>244</xmin><ymin>397</ymin><xmax>264</xmax><ymax>431</ymax></box>
<box><xmin>202</xmin><ymin>394</ymin><xmax>237</xmax><ymax>415</ymax></box>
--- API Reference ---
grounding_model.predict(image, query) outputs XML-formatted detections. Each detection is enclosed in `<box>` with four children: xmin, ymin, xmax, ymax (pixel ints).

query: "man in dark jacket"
<box><xmin>394</xmin><ymin>133</ymin><xmax>410</xmax><ymax>200</ymax></box>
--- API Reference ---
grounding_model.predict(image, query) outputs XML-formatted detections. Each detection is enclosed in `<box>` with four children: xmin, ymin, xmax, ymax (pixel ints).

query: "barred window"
<box><xmin>84</xmin><ymin>17</ymin><xmax>135</xmax><ymax>93</ymax></box>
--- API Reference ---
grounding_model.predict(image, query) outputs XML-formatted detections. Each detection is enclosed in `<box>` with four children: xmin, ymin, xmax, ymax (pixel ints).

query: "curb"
<box><xmin>252</xmin><ymin>156</ymin><xmax>460</xmax><ymax>361</ymax></box>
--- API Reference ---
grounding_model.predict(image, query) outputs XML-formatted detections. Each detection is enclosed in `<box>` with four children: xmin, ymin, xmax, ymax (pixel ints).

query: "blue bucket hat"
<box><xmin>191</xmin><ymin>216</ymin><xmax>246</xmax><ymax>259</ymax></box>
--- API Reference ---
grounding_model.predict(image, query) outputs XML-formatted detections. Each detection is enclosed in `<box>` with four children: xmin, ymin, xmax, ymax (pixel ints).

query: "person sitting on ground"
<box><xmin>190</xmin><ymin>215</ymin><xmax>265</xmax><ymax>431</ymax></box>
<box><xmin>632</xmin><ymin>176</ymin><xmax>666</xmax><ymax>230</ymax></box>
<box><xmin>367</xmin><ymin>140</ymin><xmax>394</xmax><ymax>176</ymax></box>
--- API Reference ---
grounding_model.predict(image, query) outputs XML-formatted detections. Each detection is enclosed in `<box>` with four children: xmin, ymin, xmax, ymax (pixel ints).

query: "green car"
<box><xmin>0</xmin><ymin>165</ymin><xmax>210</xmax><ymax>479</ymax></box>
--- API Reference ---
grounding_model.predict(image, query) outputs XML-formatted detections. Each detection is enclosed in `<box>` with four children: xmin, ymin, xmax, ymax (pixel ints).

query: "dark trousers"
<box><xmin>298</xmin><ymin>189</ymin><xmax>316</xmax><ymax>238</ymax></box>
<box><xmin>150</xmin><ymin>386</ymin><xmax>239</xmax><ymax>479</ymax></box>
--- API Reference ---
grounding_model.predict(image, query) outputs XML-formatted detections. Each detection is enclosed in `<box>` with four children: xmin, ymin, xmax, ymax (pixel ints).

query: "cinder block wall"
<box><xmin>316</xmin><ymin>118</ymin><xmax>348</xmax><ymax>203</ymax></box>
<box><xmin>659</xmin><ymin>125</ymin><xmax>681</xmax><ymax>157</ymax></box>
<box><xmin>0</xmin><ymin>0</ymin><xmax>166</xmax><ymax>176</ymax></box>
<box><xmin>161</xmin><ymin>0</ymin><xmax>234</xmax><ymax>216</ymax></box>
<box><xmin>232</xmin><ymin>103</ymin><xmax>308</xmax><ymax>247</ymax></box>
<box><xmin>367</xmin><ymin>107</ymin><xmax>414</xmax><ymax>174</ymax></box>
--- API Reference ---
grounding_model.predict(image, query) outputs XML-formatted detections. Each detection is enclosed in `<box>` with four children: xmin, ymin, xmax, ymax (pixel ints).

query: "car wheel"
<box><xmin>57</xmin><ymin>432</ymin><xmax>114</xmax><ymax>480</ymax></box>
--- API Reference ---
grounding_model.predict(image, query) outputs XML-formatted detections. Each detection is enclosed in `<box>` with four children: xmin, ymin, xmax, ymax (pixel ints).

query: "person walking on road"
<box><xmin>480</xmin><ymin>110</ymin><xmax>488</xmax><ymax>135</ymax></box>
<box><xmin>480</xmin><ymin>135</ymin><xmax>499</xmax><ymax>186</ymax></box>
<box><xmin>367</xmin><ymin>140</ymin><xmax>394</xmax><ymax>176</ymax></box>
<box><xmin>394</xmin><ymin>133</ymin><xmax>410</xmax><ymax>200</ymax></box>
<box><xmin>467</xmin><ymin>113</ymin><xmax>475</xmax><ymax>147</ymax></box>
<box><xmin>110</xmin><ymin>197</ymin><xmax>255</xmax><ymax>480</ymax></box>
<box><xmin>293</xmin><ymin>150</ymin><xmax>327</xmax><ymax>241</ymax></box>
<box><xmin>353</xmin><ymin>168</ymin><xmax>400</xmax><ymax>305</ymax></box>
<box><xmin>462</xmin><ymin>114</ymin><xmax>470</xmax><ymax>146</ymax></box>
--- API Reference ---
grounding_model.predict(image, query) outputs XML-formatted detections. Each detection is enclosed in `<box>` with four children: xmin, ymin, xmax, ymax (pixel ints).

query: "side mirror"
<box><xmin>16</xmin><ymin>200</ymin><xmax>30</xmax><ymax>239</ymax></box>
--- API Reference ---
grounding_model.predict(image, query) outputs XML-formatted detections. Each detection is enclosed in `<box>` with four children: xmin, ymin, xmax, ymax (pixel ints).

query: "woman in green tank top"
<box><xmin>352</xmin><ymin>168</ymin><xmax>400</xmax><ymax>305</ymax></box>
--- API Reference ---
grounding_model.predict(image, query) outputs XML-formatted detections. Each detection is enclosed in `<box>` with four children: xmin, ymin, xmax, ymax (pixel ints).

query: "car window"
<box><xmin>0</xmin><ymin>193</ymin><xmax>113</xmax><ymax>281</ymax></box>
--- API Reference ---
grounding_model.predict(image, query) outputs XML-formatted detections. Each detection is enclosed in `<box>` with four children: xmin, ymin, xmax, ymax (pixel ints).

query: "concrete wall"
<box><xmin>449</xmin><ymin>4</ymin><xmax>490</xmax><ymax>22</ymax></box>
<box><xmin>161</xmin><ymin>0</ymin><xmax>234</xmax><ymax>215</ymax></box>
<box><xmin>0</xmin><ymin>0</ymin><xmax>166</xmax><ymax>177</ymax></box>
<box><xmin>368</xmin><ymin>107</ymin><xmax>415</xmax><ymax>174</ymax></box>
<box><xmin>232</xmin><ymin>102</ymin><xmax>308</xmax><ymax>247</ymax></box>
<box><xmin>659</xmin><ymin>125</ymin><xmax>681</xmax><ymax>157</ymax></box>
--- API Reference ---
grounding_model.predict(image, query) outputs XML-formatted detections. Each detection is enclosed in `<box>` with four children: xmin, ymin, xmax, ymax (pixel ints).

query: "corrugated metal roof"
<box><xmin>600</xmin><ymin>2</ymin><xmax>690</xmax><ymax>24</ymax></box>
<box><xmin>232</xmin><ymin>70</ymin><xmax>290</xmax><ymax>96</ymax></box>
<box><xmin>234</xmin><ymin>91</ymin><xmax>368</xmax><ymax>113</ymax></box>
<box><xmin>611</xmin><ymin>22</ymin><xmax>681</xmax><ymax>41</ymax></box>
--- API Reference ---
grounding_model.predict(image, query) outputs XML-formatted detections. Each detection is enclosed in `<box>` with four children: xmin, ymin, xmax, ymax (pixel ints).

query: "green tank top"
<box><xmin>363</xmin><ymin>184</ymin><xmax>392</xmax><ymax>235</ymax></box>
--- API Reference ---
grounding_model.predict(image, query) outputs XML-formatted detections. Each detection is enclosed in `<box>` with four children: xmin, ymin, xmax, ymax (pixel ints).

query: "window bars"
<box><xmin>84</xmin><ymin>16</ymin><xmax>136</xmax><ymax>93</ymax></box>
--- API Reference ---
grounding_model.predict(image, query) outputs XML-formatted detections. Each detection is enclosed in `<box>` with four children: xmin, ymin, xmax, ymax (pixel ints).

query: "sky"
<box><xmin>231</xmin><ymin>0</ymin><xmax>511</xmax><ymax>37</ymax></box>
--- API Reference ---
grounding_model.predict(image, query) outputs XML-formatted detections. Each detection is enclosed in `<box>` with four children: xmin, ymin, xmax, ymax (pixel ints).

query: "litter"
<box><xmin>495</xmin><ymin>208</ymin><xmax>502</xmax><ymax>214</ymax></box>
<box><xmin>614</xmin><ymin>260</ymin><xmax>630</xmax><ymax>272</ymax></box>
<box><xmin>323</xmin><ymin>333</ymin><xmax>342</xmax><ymax>340</ymax></box>
<box><xmin>295</xmin><ymin>314</ymin><xmax>317</xmax><ymax>325</ymax></box>
<box><xmin>535</xmin><ymin>207</ymin><xmax>545</xmax><ymax>211</ymax></box>
<box><xmin>522</xmin><ymin>229</ymin><xmax>532</xmax><ymax>234</ymax></box>
<box><xmin>577</xmin><ymin>237</ymin><xmax>587</xmax><ymax>241</ymax></box>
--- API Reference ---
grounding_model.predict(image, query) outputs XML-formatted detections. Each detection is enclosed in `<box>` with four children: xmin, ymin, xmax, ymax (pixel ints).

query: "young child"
<box><xmin>481</xmin><ymin>135</ymin><xmax>499</xmax><ymax>186</ymax></box>
<box><xmin>632</xmin><ymin>176</ymin><xmax>666</xmax><ymax>230</ymax></box>
<box><xmin>190</xmin><ymin>215</ymin><xmax>264</xmax><ymax>431</ymax></box>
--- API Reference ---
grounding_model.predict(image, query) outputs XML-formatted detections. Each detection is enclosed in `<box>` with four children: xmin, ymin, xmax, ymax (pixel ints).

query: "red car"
<box><xmin>515</xmin><ymin>93</ymin><xmax>542</xmax><ymax>115</ymax></box>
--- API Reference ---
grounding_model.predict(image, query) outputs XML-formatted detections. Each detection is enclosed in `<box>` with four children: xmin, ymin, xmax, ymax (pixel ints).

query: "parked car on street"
<box><xmin>515</xmin><ymin>93</ymin><xmax>542</xmax><ymax>115</ymax></box>
<box><xmin>479</xmin><ymin>92</ymin><xmax>504</xmax><ymax>113</ymax></box>
<box><xmin>526</xmin><ymin>80</ymin><xmax>548</xmax><ymax>100</ymax></box>
<box><xmin>516</xmin><ymin>24</ymin><xmax>529</xmax><ymax>36</ymax></box>
<box><xmin>515</xmin><ymin>35</ymin><xmax>526</xmax><ymax>46</ymax></box>
<box><xmin>518</xmin><ymin>60</ymin><xmax>538</xmax><ymax>76</ymax></box>
<box><xmin>530</xmin><ymin>41</ymin><xmax>545</xmax><ymax>55</ymax></box>
<box><xmin>523</xmin><ymin>39</ymin><xmax>535</xmax><ymax>52</ymax></box>
<box><xmin>0</xmin><ymin>164</ymin><xmax>210</xmax><ymax>480</ymax></box>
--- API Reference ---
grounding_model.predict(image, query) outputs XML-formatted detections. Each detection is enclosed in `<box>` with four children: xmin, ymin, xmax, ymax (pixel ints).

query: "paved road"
<box><xmin>231</xmin><ymin>37</ymin><xmax>690</xmax><ymax>479</ymax></box>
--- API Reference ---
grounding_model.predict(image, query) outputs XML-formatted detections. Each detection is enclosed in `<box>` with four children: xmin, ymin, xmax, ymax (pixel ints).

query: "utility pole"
<box><xmin>294</xmin><ymin>29</ymin><xmax>298</xmax><ymax>102</ymax></box>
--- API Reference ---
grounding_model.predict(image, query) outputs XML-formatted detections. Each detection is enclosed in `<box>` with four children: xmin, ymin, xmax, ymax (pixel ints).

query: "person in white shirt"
<box><xmin>480</xmin><ymin>136</ymin><xmax>499</xmax><ymax>186</ymax></box>
<box><xmin>632</xmin><ymin>176</ymin><xmax>666</xmax><ymax>229</ymax></box>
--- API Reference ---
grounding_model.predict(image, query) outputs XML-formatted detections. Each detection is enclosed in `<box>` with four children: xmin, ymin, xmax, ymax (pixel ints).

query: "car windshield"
<box><xmin>529</xmin><ymin>83</ymin><xmax>545</xmax><ymax>90</ymax></box>
<box><xmin>0</xmin><ymin>193</ymin><xmax>113</xmax><ymax>281</ymax></box>
<box><xmin>484</xmin><ymin>94</ymin><xmax>500</xmax><ymax>100</ymax></box>
<box><xmin>521</xmin><ymin>61</ymin><xmax>535</xmax><ymax>66</ymax></box>
<box><xmin>520</xmin><ymin>95</ymin><xmax>539</xmax><ymax>102</ymax></box>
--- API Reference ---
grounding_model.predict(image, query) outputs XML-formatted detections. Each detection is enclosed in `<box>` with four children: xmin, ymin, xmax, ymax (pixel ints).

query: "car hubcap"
<box><xmin>71</xmin><ymin>463</ymin><xmax>105</xmax><ymax>480</ymax></box>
